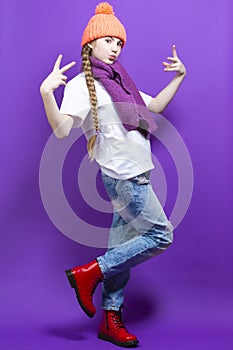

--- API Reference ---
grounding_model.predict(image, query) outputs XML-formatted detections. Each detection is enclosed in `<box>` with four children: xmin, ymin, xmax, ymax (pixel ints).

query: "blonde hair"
<box><xmin>81</xmin><ymin>44</ymin><xmax>99</xmax><ymax>161</ymax></box>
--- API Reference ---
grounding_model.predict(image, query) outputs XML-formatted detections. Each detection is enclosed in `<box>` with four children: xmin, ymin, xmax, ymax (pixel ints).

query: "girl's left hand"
<box><xmin>162</xmin><ymin>45</ymin><xmax>186</xmax><ymax>77</ymax></box>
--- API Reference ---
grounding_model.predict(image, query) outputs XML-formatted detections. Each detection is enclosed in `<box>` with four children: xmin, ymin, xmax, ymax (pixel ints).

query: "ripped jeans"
<box><xmin>97</xmin><ymin>171</ymin><xmax>173</xmax><ymax>311</ymax></box>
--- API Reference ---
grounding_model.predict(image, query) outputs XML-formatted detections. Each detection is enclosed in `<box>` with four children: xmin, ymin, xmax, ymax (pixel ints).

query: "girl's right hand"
<box><xmin>40</xmin><ymin>54</ymin><xmax>76</xmax><ymax>94</ymax></box>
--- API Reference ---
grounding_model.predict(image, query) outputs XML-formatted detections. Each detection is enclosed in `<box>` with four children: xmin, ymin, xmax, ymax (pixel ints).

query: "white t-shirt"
<box><xmin>60</xmin><ymin>72</ymin><xmax>155</xmax><ymax>179</ymax></box>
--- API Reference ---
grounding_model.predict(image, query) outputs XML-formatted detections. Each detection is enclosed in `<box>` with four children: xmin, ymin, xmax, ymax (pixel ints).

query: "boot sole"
<box><xmin>98</xmin><ymin>332</ymin><xmax>139</xmax><ymax>348</ymax></box>
<box><xmin>65</xmin><ymin>269</ymin><xmax>94</xmax><ymax>318</ymax></box>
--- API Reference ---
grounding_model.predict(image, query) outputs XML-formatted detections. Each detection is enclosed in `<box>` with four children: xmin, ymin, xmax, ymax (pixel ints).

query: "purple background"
<box><xmin>1</xmin><ymin>0</ymin><xmax>233</xmax><ymax>349</ymax></box>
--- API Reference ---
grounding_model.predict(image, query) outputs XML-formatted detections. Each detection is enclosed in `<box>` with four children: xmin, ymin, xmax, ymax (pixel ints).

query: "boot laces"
<box><xmin>111</xmin><ymin>311</ymin><xmax>125</xmax><ymax>330</ymax></box>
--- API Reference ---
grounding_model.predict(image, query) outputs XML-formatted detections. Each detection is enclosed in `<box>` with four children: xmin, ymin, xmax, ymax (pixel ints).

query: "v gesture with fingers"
<box><xmin>162</xmin><ymin>45</ymin><xmax>186</xmax><ymax>76</ymax></box>
<box><xmin>40</xmin><ymin>54</ymin><xmax>76</xmax><ymax>94</ymax></box>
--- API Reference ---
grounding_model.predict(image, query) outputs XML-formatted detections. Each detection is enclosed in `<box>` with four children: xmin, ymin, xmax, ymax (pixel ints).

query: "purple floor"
<box><xmin>1</xmin><ymin>237</ymin><xmax>233</xmax><ymax>350</ymax></box>
<box><xmin>1</xmin><ymin>289</ymin><xmax>232</xmax><ymax>350</ymax></box>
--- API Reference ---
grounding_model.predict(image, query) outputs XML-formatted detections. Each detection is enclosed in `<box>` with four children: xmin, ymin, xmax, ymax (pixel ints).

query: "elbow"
<box><xmin>153</xmin><ymin>102</ymin><xmax>165</xmax><ymax>114</ymax></box>
<box><xmin>53</xmin><ymin>118</ymin><xmax>73</xmax><ymax>139</ymax></box>
<box><xmin>149</xmin><ymin>98</ymin><xmax>165</xmax><ymax>114</ymax></box>
<box><xmin>54</xmin><ymin>128</ymin><xmax>71</xmax><ymax>139</ymax></box>
<box><xmin>157</xmin><ymin>107</ymin><xmax>165</xmax><ymax>114</ymax></box>
<box><xmin>55</xmin><ymin>133</ymin><xmax>67</xmax><ymax>140</ymax></box>
<box><xmin>150</xmin><ymin>106</ymin><xmax>165</xmax><ymax>114</ymax></box>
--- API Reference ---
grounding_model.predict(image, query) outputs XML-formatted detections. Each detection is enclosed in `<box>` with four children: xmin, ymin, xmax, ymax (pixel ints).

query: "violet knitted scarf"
<box><xmin>89</xmin><ymin>56</ymin><xmax>158</xmax><ymax>137</ymax></box>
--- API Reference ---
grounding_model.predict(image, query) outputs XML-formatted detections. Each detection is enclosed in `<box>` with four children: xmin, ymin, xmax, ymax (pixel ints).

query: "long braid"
<box><xmin>81</xmin><ymin>44</ymin><xmax>99</xmax><ymax>160</ymax></box>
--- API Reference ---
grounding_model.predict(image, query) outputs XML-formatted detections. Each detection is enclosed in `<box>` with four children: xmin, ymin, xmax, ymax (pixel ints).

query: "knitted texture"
<box><xmin>81</xmin><ymin>2</ymin><xmax>127</xmax><ymax>47</ymax></box>
<box><xmin>89</xmin><ymin>56</ymin><xmax>158</xmax><ymax>137</ymax></box>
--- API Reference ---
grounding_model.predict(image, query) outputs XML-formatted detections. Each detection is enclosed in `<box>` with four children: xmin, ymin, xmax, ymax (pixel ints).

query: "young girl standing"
<box><xmin>40</xmin><ymin>2</ymin><xmax>186</xmax><ymax>347</ymax></box>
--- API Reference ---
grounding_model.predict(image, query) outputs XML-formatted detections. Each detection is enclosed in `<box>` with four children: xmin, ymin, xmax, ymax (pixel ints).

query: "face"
<box><xmin>89</xmin><ymin>36</ymin><xmax>123</xmax><ymax>64</ymax></box>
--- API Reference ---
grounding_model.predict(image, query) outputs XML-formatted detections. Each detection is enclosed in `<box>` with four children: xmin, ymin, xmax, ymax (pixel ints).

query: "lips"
<box><xmin>109</xmin><ymin>55</ymin><xmax>116</xmax><ymax>61</ymax></box>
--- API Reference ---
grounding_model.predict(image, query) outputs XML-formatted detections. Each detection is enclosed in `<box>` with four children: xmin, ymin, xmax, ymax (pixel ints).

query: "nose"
<box><xmin>111</xmin><ymin>43</ymin><xmax>119</xmax><ymax>53</ymax></box>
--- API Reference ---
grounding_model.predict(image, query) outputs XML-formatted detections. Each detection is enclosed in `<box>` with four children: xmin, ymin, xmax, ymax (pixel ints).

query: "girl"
<box><xmin>40</xmin><ymin>2</ymin><xmax>186</xmax><ymax>347</ymax></box>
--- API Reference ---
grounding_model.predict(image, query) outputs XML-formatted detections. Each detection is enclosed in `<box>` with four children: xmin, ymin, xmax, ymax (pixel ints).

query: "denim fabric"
<box><xmin>97</xmin><ymin>171</ymin><xmax>173</xmax><ymax>311</ymax></box>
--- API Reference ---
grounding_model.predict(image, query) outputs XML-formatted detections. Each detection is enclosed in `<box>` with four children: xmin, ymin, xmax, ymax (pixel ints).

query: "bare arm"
<box><xmin>40</xmin><ymin>54</ymin><xmax>76</xmax><ymax>139</ymax></box>
<box><xmin>148</xmin><ymin>45</ymin><xmax>186</xmax><ymax>114</ymax></box>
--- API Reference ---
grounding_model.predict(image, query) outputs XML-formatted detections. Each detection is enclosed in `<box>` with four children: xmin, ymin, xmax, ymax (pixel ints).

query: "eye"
<box><xmin>105</xmin><ymin>38</ymin><xmax>112</xmax><ymax>44</ymax></box>
<box><xmin>117</xmin><ymin>41</ymin><xmax>123</xmax><ymax>47</ymax></box>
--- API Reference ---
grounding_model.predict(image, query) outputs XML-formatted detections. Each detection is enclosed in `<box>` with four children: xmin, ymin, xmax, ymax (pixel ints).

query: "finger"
<box><xmin>60</xmin><ymin>61</ymin><xmax>76</xmax><ymax>73</ymax></box>
<box><xmin>166</xmin><ymin>63</ymin><xmax>177</xmax><ymax>68</ymax></box>
<box><xmin>53</xmin><ymin>54</ymin><xmax>63</xmax><ymax>71</ymax></box>
<box><xmin>162</xmin><ymin>61</ymin><xmax>178</xmax><ymax>66</ymax></box>
<box><xmin>172</xmin><ymin>44</ymin><xmax>177</xmax><ymax>57</ymax></box>
<box><xmin>59</xmin><ymin>79</ymin><xmax>67</xmax><ymax>87</ymax></box>
<box><xmin>61</xmin><ymin>74</ymin><xmax>68</xmax><ymax>80</ymax></box>
<box><xmin>164</xmin><ymin>67</ymin><xmax>180</xmax><ymax>72</ymax></box>
<box><xmin>167</xmin><ymin>56</ymin><xmax>178</xmax><ymax>63</ymax></box>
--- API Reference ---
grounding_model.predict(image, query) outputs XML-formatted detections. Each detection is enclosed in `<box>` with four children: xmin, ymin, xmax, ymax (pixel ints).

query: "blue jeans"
<box><xmin>97</xmin><ymin>171</ymin><xmax>173</xmax><ymax>311</ymax></box>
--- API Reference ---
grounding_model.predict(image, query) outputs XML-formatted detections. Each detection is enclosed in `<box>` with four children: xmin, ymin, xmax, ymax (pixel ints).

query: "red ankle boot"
<box><xmin>98</xmin><ymin>309</ymin><xmax>139</xmax><ymax>347</ymax></box>
<box><xmin>65</xmin><ymin>259</ymin><xmax>103</xmax><ymax>318</ymax></box>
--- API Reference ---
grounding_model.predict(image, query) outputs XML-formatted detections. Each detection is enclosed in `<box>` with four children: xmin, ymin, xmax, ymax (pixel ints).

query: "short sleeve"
<box><xmin>60</xmin><ymin>75</ymin><xmax>90</xmax><ymax>128</ymax></box>
<box><xmin>139</xmin><ymin>91</ymin><xmax>153</xmax><ymax>107</ymax></box>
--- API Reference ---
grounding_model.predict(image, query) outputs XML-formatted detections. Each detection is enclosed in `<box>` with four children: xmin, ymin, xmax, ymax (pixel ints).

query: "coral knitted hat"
<box><xmin>81</xmin><ymin>2</ymin><xmax>127</xmax><ymax>47</ymax></box>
